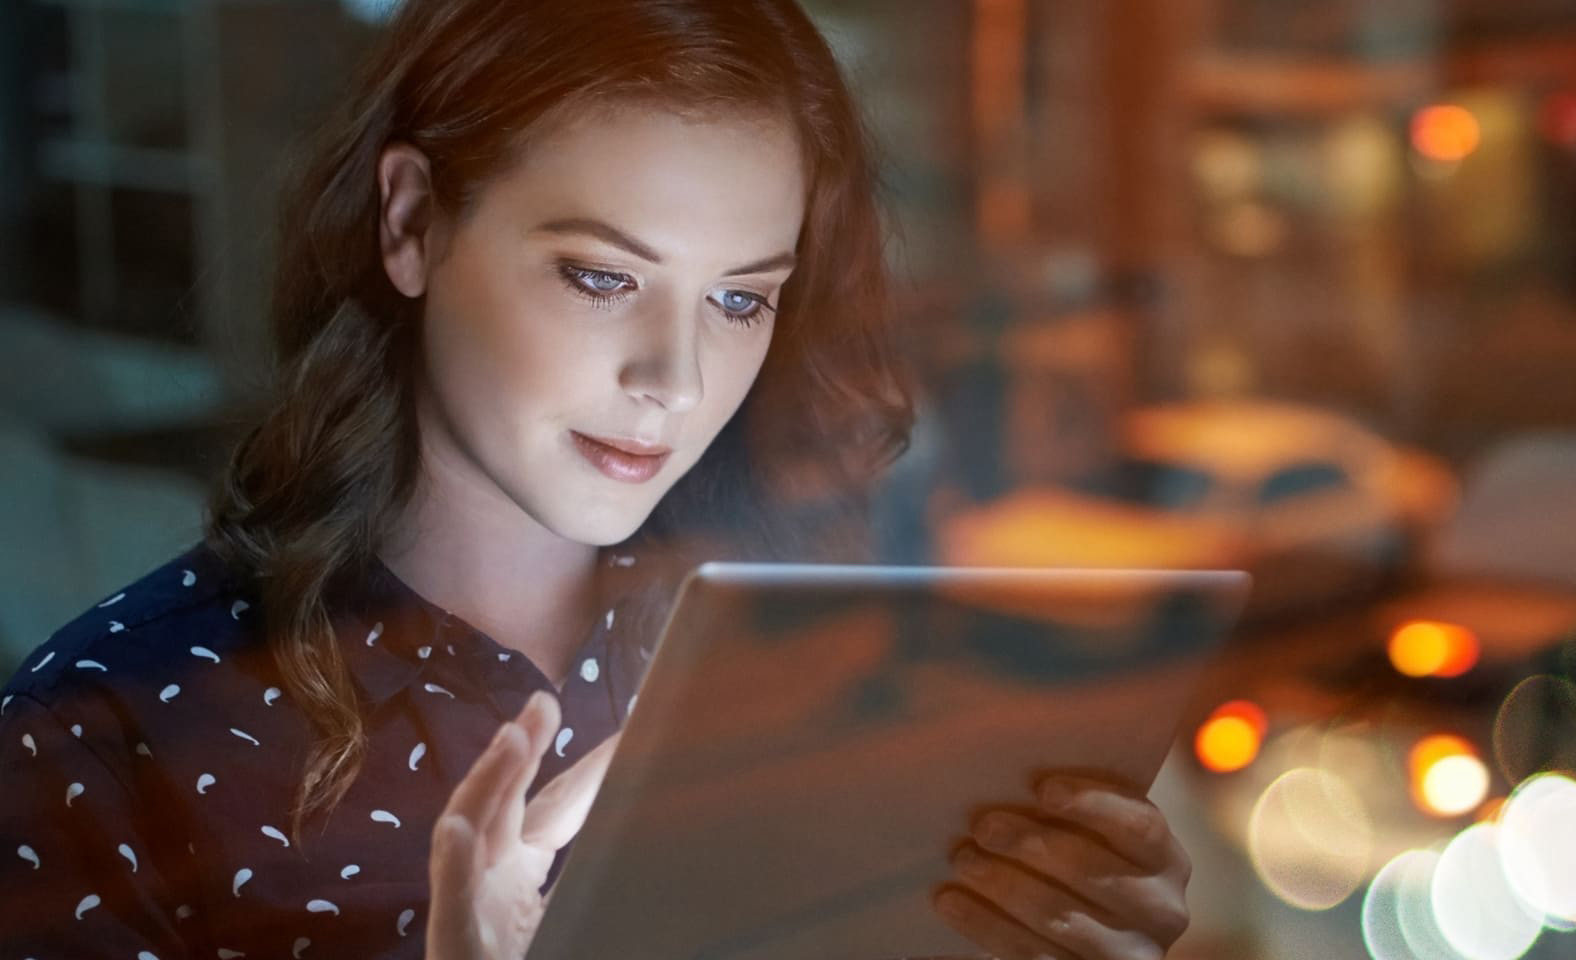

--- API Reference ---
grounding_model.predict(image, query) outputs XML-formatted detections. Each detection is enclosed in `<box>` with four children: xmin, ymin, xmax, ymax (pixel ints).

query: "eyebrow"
<box><xmin>532</xmin><ymin>217</ymin><xmax>797</xmax><ymax>277</ymax></box>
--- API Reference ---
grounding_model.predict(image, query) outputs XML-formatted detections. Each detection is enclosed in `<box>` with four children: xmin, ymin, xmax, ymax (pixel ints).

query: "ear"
<box><xmin>377</xmin><ymin>142</ymin><xmax>442</xmax><ymax>299</ymax></box>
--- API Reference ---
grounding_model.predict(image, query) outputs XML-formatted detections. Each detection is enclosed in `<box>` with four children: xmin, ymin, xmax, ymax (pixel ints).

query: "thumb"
<box><xmin>517</xmin><ymin>732</ymin><xmax>621</xmax><ymax>854</ymax></box>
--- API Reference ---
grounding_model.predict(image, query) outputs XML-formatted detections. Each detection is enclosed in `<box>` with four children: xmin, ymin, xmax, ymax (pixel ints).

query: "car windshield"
<box><xmin>1067</xmin><ymin>455</ymin><xmax>1216</xmax><ymax>510</ymax></box>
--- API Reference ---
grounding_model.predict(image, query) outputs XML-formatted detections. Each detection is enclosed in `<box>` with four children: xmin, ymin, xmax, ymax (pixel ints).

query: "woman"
<box><xmin>0</xmin><ymin>1</ymin><xmax>1191</xmax><ymax>958</ymax></box>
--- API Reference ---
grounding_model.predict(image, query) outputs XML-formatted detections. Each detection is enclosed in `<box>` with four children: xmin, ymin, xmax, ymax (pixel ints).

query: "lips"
<box><xmin>570</xmin><ymin>431</ymin><xmax>672</xmax><ymax>483</ymax></box>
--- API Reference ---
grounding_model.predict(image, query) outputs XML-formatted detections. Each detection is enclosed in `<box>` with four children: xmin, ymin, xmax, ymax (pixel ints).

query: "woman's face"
<box><xmin>383</xmin><ymin>107</ymin><xmax>806</xmax><ymax>545</ymax></box>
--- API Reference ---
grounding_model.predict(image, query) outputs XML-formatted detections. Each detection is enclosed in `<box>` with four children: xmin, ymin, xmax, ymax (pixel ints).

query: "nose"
<box><xmin>618</xmin><ymin>297</ymin><xmax>704</xmax><ymax>413</ymax></box>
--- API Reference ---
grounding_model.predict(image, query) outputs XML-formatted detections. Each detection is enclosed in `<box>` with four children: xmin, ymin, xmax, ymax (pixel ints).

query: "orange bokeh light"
<box><xmin>1411</xmin><ymin>104</ymin><xmax>1482</xmax><ymax>162</ymax></box>
<box><xmin>1410</xmin><ymin>733</ymin><xmax>1474</xmax><ymax>779</ymax></box>
<box><xmin>1195</xmin><ymin>700</ymin><xmax>1267</xmax><ymax>773</ymax></box>
<box><xmin>1212</xmin><ymin>699</ymin><xmax>1268</xmax><ymax>735</ymax></box>
<box><xmin>1388</xmin><ymin>621</ymin><xmax>1480</xmax><ymax>678</ymax></box>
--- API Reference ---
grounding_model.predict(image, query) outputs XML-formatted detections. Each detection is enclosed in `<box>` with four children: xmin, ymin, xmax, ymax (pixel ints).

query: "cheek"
<box><xmin>697</xmin><ymin>331</ymin><xmax>774</xmax><ymax>429</ymax></box>
<box><xmin>424</xmin><ymin>268</ymin><xmax>597</xmax><ymax>412</ymax></box>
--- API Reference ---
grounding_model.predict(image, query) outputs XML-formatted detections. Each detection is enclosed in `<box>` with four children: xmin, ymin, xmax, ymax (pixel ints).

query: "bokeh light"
<box><xmin>1493</xmin><ymin>675</ymin><xmax>1576</xmax><ymax>784</ymax></box>
<box><xmin>1196</xmin><ymin>699</ymin><xmax>1268</xmax><ymax>773</ymax></box>
<box><xmin>1431</xmin><ymin>824</ymin><xmax>1544</xmax><ymax>960</ymax></box>
<box><xmin>1410</xmin><ymin>734</ymin><xmax>1488</xmax><ymax>817</ymax></box>
<box><xmin>1216</xmin><ymin>698</ymin><xmax>1269</xmax><ymax>734</ymax></box>
<box><xmin>1423</xmin><ymin>755</ymin><xmax>1491</xmax><ymax>818</ymax></box>
<box><xmin>1212</xmin><ymin>201</ymin><xmax>1288</xmax><ymax>257</ymax></box>
<box><xmin>1197</xmin><ymin>716</ymin><xmax>1260</xmax><ymax>773</ymax></box>
<box><xmin>1248</xmin><ymin>767</ymin><xmax>1373</xmax><ymax>910</ymax></box>
<box><xmin>1390</xmin><ymin>848</ymin><xmax>1470</xmax><ymax>960</ymax></box>
<box><xmin>1191</xmin><ymin>129</ymin><xmax>1263</xmax><ymax>201</ymax></box>
<box><xmin>1497</xmin><ymin>773</ymin><xmax>1576</xmax><ymax>925</ymax></box>
<box><xmin>1365</xmin><ymin>849</ymin><xmax>1448</xmax><ymax>960</ymax></box>
<box><xmin>1388</xmin><ymin>620</ymin><xmax>1480</xmax><ymax>678</ymax></box>
<box><xmin>1411</xmin><ymin>104</ymin><xmax>1482</xmax><ymax>162</ymax></box>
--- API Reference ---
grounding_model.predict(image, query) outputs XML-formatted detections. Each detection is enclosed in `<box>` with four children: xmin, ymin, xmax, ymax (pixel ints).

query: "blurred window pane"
<box><xmin>1071</xmin><ymin>456</ymin><xmax>1216</xmax><ymax>510</ymax></box>
<box><xmin>1257</xmin><ymin>461</ymin><xmax>1352</xmax><ymax>505</ymax></box>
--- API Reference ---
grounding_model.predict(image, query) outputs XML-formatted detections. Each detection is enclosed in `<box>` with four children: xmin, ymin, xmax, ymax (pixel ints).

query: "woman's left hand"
<box><xmin>933</xmin><ymin>774</ymin><xmax>1191</xmax><ymax>960</ymax></box>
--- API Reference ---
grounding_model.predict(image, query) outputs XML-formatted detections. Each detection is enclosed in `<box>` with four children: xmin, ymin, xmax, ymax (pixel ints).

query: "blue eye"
<box><xmin>562</xmin><ymin>265</ymin><xmax>634</xmax><ymax>296</ymax></box>
<box><xmin>710</xmin><ymin>289</ymin><xmax>771</xmax><ymax>326</ymax></box>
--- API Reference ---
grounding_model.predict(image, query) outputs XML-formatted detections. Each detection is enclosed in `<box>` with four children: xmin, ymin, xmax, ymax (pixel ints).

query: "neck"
<box><xmin>378</xmin><ymin>394</ymin><xmax>600</xmax><ymax>687</ymax></box>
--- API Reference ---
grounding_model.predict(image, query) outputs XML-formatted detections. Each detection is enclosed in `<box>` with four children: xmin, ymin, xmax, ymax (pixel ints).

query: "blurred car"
<box><xmin>1352</xmin><ymin>431</ymin><xmax>1576</xmax><ymax>698</ymax></box>
<box><xmin>937</xmin><ymin>401</ymin><xmax>1458</xmax><ymax>620</ymax></box>
<box><xmin>1163</xmin><ymin>434</ymin><xmax>1576</xmax><ymax>960</ymax></box>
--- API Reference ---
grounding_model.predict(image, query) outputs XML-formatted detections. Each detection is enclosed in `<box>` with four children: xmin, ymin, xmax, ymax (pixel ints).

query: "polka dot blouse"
<box><xmin>0</xmin><ymin>540</ymin><xmax>652</xmax><ymax>959</ymax></box>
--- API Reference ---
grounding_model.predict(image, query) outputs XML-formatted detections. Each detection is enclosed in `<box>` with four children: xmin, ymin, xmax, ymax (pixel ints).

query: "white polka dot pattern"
<box><xmin>0</xmin><ymin>543</ymin><xmax>648</xmax><ymax>958</ymax></box>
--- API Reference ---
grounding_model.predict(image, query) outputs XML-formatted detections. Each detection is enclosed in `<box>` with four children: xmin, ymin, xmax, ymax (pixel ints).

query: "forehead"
<box><xmin>477</xmin><ymin>104</ymin><xmax>808</xmax><ymax>257</ymax></box>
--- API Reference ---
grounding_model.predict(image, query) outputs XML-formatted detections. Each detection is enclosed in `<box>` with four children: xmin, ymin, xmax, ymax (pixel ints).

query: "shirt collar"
<box><xmin>329</xmin><ymin>555</ymin><xmax>437</xmax><ymax>706</ymax></box>
<box><xmin>329</xmin><ymin>542</ymin><xmax>652</xmax><ymax>707</ymax></box>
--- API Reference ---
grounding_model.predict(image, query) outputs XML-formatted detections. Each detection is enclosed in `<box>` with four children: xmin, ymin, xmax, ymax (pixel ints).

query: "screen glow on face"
<box><xmin>413</xmin><ymin>106</ymin><xmax>807</xmax><ymax>546</ymax></box>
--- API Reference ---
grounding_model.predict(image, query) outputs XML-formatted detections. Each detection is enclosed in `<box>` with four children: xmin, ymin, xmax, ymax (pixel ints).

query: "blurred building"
<box><xmin>819</xmin><ymin>0</ymin><xmax>1576</xmax><ymax>501</ymax></box>
<box><xmin>3</xmin><ymin>2</ymin><xmax>1576</xmax><ymax>958</ymax></box>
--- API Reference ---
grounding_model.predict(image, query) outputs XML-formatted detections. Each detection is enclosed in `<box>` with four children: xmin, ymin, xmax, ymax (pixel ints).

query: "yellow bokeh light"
<box><xmin>1388</xmin><ymin>621</ymin><xmax>1479</xmax><ymax>678</ymax></box>
<box><xmin>1390</xmin><ymin>622</ymin><xmax>1449</xmax><ymax>676</ymax></box>
<box><xmin>1411</xmin><ymin>104</ymin><xmax>1482</xmax><ymax>162</ymax></box>
<box><xmin>1197</xmin><ymin>715</ymin><xmax>1261</xmax><ymax>773</ymax></box>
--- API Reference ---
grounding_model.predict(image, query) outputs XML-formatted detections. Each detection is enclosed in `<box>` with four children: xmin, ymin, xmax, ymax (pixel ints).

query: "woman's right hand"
<box><xmin>425</xmin><ymin>690</ymin><xmax>618</xmax><ymax>960</ymax></box>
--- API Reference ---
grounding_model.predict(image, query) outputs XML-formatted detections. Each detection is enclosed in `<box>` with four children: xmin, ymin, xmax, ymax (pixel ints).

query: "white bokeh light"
<box><xmin>1422</xmin><ymin>753</ymin><xmax>1491</xmax><ymax>817</ymax></box>
<box><xmin>1365</xmin><ymin>850</ymin><xmax>1447</xmax><ymax>960</ymax></box>
<box><xmin>1432</xmin><ymin>824</ymin><xmax>1544</xmax><ymax>960</ymax></box>
<box><xmin>1248</xmin><ymin>767</ymin><xmax>1373</xmax><ymax>910</ymax></box>
<box><xmin>1392</xmin><ymin>848</ymin><xmax>1468</xmax><ymax>960</ymax></box>
<box><xmin>1497</xmin><ymin>773</ymin><xmax>1576</xmax><ymax>925</ymax></box>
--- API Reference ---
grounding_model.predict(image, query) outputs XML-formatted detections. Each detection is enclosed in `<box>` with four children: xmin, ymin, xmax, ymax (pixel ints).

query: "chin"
<box><xmin>538</xmin><ymin>495</ymin><xmax>657</xmax><ymax>547</ymax></box>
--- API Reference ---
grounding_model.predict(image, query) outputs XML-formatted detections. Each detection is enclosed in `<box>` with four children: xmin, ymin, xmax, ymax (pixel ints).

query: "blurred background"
<box><xmin>2</xmin><ymin>0</ymin><xmax>1574</xmax><ymax>957</ymax></box>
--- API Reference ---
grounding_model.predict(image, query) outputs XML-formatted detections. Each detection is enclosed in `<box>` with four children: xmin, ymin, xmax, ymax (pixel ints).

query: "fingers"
<box><xmin>488</xmin><ymin>692</ymin><xmax>560</xmax><ymax>855</ymax></box>
<box><xmin>426</xmin><ymin>814</ymin><xmax>482</xmax><ymax>960</ymax></box>
<box><xmin>933</xmin><ymin>884</ymin><xmax>1077</xmax><ymax>960</ymax></box>
<box><xmin>444</xmin><ymin>694</ymin><xmax>557</xmax><ymax>843</ymax></box>
<box><xmin>971</xmin><ymin>809</ymin><xmax>1187</xmax><ymax>940</ymax></box>
<box><xmin>518</xmin><ymin>730</ymin><xmax>622</xmax><ymax>854</ymax></box>
<box><xmin>1034</xmin><ymin>776</ymin><xmax>1182</xmax><ymax>875</ymax></box>
<box><xmin>949</xmin><ymin>842</ymin><xmax>1174</xmax><ymax>959</ymax></box>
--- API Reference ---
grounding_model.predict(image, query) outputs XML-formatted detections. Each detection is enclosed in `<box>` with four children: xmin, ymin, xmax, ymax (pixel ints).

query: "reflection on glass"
<box><xmin>1432</xmin><ymin>824</ymin><xmax>1543</xmax><ymax>960</ymax></box>
<box><xmin>1248</xmin><ymin>767</ymin><xmax>1372</xmax><ymax>911</ymax></box>
<box><xmin>1497</xmin><ymin>773</ymin><xmax>1576</xmax><ymax>928</ymax></box>
<box><xmin>1066</xmin><ymin>456</ymin><xmax>1215</xmax><ymax>511</ymax></box>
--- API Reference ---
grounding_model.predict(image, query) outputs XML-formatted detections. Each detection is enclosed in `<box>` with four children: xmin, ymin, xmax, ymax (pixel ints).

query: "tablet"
<box><xmin>527</xmin><ymin>564</ymin><xmax>1250</xmax><ymax>960</ymax></box>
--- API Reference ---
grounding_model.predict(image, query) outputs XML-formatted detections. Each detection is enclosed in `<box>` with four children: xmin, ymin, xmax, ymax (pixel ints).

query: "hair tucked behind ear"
<box><xmin>205</xmin><ymin>0</ymin><xmax>914</xmax><ymax>841</ymax></box>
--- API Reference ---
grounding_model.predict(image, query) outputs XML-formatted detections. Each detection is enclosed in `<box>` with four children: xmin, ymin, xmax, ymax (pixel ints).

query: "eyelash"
<box><xmin>556</xmin><ymin>262</ymin><xmax>774</xmax><ymax>328</ymax></box>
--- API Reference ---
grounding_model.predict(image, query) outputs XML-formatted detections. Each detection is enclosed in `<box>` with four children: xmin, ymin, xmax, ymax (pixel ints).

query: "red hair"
<box><xmin>208</xmin><ymin>0</ymin><xmax>913</xmax><ymax>836</ymax></box>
